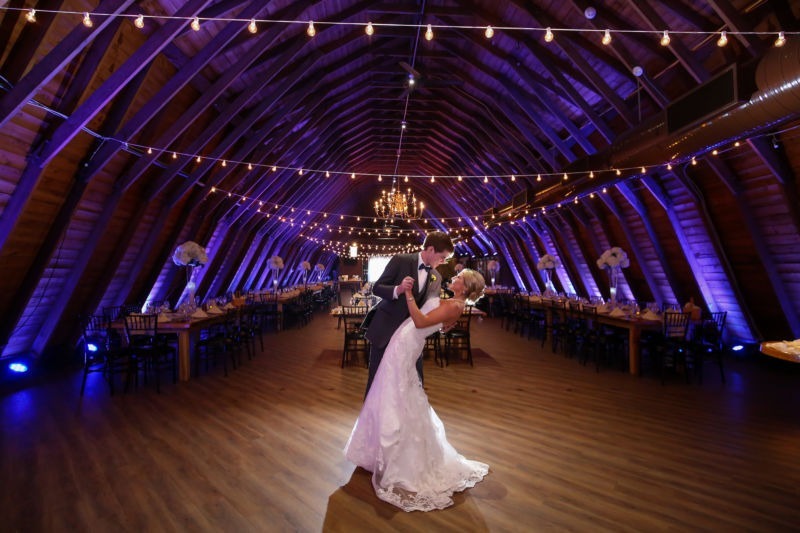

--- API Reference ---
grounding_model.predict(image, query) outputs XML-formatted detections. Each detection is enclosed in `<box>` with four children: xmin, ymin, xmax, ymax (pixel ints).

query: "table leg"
<box><xmin>629</xmin><ymin>326</ymin><xmax>641</xmax><ymax>375</ymax></box>
<box><xmin>177</xmin><ymin>330</ymin><xmax>192</xmax><ymax>381</ymax></box>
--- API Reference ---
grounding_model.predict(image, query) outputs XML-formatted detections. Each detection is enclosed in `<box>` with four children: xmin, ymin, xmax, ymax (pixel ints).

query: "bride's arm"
<box><xmin>404</xmin><ymin>290</ymin><xmax>461</xmax><ymax>328</ymax></box>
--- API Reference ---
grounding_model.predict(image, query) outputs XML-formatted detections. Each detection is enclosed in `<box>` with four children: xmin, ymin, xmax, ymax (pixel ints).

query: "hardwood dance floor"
<box><xmin>2</xmin><ymin>312</ymin><xmax>799</xmax><ymax>532</ymax></box>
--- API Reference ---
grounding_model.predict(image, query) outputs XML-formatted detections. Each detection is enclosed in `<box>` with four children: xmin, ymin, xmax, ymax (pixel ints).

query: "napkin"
<box><xmin>191</xmin><ymin>308</ymin><xmax>208</xmax><ymax>318</ymax></box>
<box><xmin>597</xmin><ymin>303</ymin><xmax>610</xmax><ymax>314</ymax></box>
<box><xmin>157</xmin><ymin>312</ymin><xmax>171</xmax><ymax>323</ymax></box>
<box><xmin>642</xmin><ymin>309</ymin><xmax>661</xmax><ymax>321</ymax></box>
<box><xmin>609</xmin><ymin>307</ymin><xmax>627</xmax><ymax>318</ymax></box>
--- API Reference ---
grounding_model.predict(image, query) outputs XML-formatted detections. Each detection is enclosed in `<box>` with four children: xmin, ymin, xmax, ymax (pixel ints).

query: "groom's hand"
<box><xmin>398</xmin><ymin>276</ymin><xmax>414</xmax><ymax>293</ymax></box>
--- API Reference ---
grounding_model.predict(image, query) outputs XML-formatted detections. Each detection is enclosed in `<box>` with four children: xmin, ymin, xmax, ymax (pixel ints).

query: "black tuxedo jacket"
<box><xmin>364</xmin><ymin>253</ymin><xmax>442</xmax><ymax>350</ymax></box>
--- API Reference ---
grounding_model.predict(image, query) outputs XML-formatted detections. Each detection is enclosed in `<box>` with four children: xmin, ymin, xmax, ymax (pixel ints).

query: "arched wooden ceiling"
<box><xmin>0</xmin><ymin>1</ymin><xmax>799</xmax><ymax>359</ymax></box>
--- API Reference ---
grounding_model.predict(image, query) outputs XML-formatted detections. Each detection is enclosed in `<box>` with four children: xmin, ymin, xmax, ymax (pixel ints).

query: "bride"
<box><xmin>344</xmin><ymin>269</ymin><xmax>489</xmax><ymax>512</ymax></box>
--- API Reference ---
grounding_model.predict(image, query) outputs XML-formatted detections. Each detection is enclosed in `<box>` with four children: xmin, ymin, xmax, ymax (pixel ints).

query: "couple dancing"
<box><xmin>344</xmin><ymin>231</ymin><xmax>489</xmax><ymax>512</ymax></box>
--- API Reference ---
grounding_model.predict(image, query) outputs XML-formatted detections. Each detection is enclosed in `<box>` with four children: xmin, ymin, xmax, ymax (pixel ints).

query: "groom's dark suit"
<box><xmin>364</xmin><ymin>252</ymin><xmax>442</xmax><ymax>396</ymax></box>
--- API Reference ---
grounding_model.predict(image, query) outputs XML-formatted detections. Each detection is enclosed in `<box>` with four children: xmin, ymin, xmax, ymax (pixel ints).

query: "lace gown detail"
<box><xmin>344</xmin><ymin>298</ymin><xmax>489</xmax><ymax>512</ymax></box>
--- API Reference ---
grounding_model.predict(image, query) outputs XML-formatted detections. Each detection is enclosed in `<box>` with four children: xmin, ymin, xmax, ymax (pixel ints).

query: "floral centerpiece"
<box><xmin>269</xmin><ymin>255</ymin><xmax>283</xmax><ymax>288</ymax></box>
<box><xmin>300</xmin><ymin>260</ymin><xmax>311</xmax><ymax>285</ymax></box>
<box><xmin>315</xmin><ymin>263</ymin><xmax>325</xmax><ymax>281</ymax></box>
<box><xmin>172</xmin><ymin>241</ymin><xmax>208</xmax><ymax>267</ymax></box>
<box><xmin>596</xmin><ymin>247</ymin><xmax>630</xmax><ymax>303</ymax></box>
<box><xmin>487</xmin><ymin>259</ymin><xmax>500</xmax><ymax>287</ymax></box>
<box><xmin>537</xmin><ymin>254</ymin><xmax>560</xmax><ymax>295</ymax></box>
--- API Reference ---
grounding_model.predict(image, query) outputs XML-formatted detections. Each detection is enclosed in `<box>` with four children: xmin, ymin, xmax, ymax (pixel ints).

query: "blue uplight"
<box><xmin>731</xmin><ymin>344</ymin><xmax>744</xmax><ymax>352</ymax></box>
<box><xmin>87</xmin><ymin>343</ymin><xmax>99</xmax><ymax>352</ymax></box>
<box><xmin>8</xmin><ymin>363</ymin><xmax>28</xmax><ymax>373</ymax></box>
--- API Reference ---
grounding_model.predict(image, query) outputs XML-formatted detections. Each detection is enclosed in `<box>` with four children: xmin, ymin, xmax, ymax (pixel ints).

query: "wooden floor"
<box><xmin>2</xmin><ymin>311</ymin><xmax>799</xmax><ymax>532</ymax></box>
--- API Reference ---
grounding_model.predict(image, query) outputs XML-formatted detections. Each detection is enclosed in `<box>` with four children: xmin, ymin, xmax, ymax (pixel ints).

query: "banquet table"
<box><xmin>526</xmin><ymin>297</ymin><xmax>662</xmax><ymax>375</ymax></box>
<box><xmin>113</xmin><ymin>310</ymin><xmax>234</xmax><ymax>381</ymax></box>
<box><xmin>760</xmin><ymin>341</ymin><xmax>800</xmax><ymax>363</ymax></box>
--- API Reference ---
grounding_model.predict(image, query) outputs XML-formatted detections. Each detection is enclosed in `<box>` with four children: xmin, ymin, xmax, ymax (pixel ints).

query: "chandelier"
<box><xmin>374</xmin><ymin>180</ymin><xmax>423</xmax><ymax>220</ymax></box>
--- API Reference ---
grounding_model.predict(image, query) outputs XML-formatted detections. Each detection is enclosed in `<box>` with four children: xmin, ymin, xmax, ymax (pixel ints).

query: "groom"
<box><xmin>364</xmin><ymin>231</ymin><xmax>454</xmax><ymax>396</ymax></box>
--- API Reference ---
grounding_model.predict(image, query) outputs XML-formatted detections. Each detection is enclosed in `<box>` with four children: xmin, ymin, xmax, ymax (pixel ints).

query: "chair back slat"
<box><xmin>663</xmin><ymin>311</ymin><xmax>690</xmax><ymax>339</ymax></box>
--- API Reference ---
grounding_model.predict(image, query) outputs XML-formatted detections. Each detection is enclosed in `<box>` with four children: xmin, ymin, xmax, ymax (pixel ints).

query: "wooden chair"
<box><xmin>80</xmin><ymin>314</ymin><xmax>133</xmax><ymax>395</ymax></box>
<box><xmin>124</xmin><ymin>313</ymin><xmax>177</xmax><ymax>393</ymax></box>
<box><xmin>443</xmin><ymin>305</ymin><xmax>474</xmax><ymax>366</ymax></box>
<box><xmin>690</xmin><ymin>311</ymin><xmax>727</xmax><ymax>384</ymax></box>
<box><xmin>341</xmin><ymin>306</ymin><xmax>370</xmax><ymax>367</ymax></box>
<box><xmin>650</xmin><ymin>311</ymin><xmax>691</xmax><ymax>384</ymax></box>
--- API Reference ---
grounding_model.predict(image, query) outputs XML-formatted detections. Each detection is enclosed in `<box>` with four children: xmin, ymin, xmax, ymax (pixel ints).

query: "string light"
<box><xmin>660</xmin><ymin>30</ymin><xmax>670</xmax><ymax>46</ymax></box>
<box><xmin>248</xmin><ymin>19</ymin><xmax>257</xmax><ymax>34</ymax></box>
<box><xmin>717</xmin><ymin>31</ymin><xmax>727</xmax><ymax>47</ymax></box>
<box><xmin>307</xmin><ymin>21</ymin><xmax>316</xmax><ymax>37</ymax></box>
<box><xmin>190</xmin><ymin>17</ymin><xmax>200</xmax><ymax>31</ymax></box>
<box><xmin>196</xmin><ymin>155</ymin><xmax>201</xmax><ymax>163</ymax></box>
<box><xmin>82</xmin><ymin>12</ymin><xmax>92</xmax><ymax>28</ymax></box>
<box><xmin>425</xmin><ymin>24</ymin><xmax>433</xmax><ymax>41</ymax></box>
<box><xmin>134</xmin><ymin>14</ymin><xmax>144</xmax><ymax>29</ymax></box>
<box><xmin>544</xmin><ymin>27</ymin><xmax>554</xmax><ymax>42</ymax></box>
<box><xmin>25</xmin><ymin>9</ymin><xmax>35</xmax><ymax>23</ymax></box>
<box><xmin>365</xmin><ymin>22</ymin><xmax>374</xmax><ymax>36</ymax></box>
<box><xmin>775</xmin><ymin>31</ymin><xmax>786</xmax><ymax>47</ymax></box>
<box><xmin>601</xmin><ymin>29</ymin><xmax>611</xmax><ymax>45</ymax></box>
<box><xmin>484</xmin><ymin>26</ymin><xmax>494</xmax><ymax>39</ymax></box>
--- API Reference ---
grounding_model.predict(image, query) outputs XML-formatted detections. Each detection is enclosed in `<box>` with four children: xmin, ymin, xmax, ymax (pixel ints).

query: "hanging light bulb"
<box><xmin>147</xmin><ymin>147</ymin><xmax>153</xmax><ymax>155</ymax></box>
<box><xmin>307</xmin><ymin>21</ymin><xmax>316</xmax><ymax>37</ymax></box>
<box><xmin>775</xmin><ymin>31</ymin><xmax>786</xmax><ymax>48</ymax></box>
<box><xmin>325</xmin><ymin>171</ymin><xmax>330</xmax><ymax>178</ymax></box>
<box><xmin>351</xmin><ymin>172</ymin><xmax>356</xmax><ymax>179</ymax></box>
<box><xmin>365</xmin><ymin>22</ymin><xmax>374</xmax><ymax>36</ymax></box>
<box><xmin>134</xmin><ymin>14</ymin><xmax>144</xmax><ymax>29</ymax></box>
<box><xmin>660</xmin><ymin>30</ymin><xmax>670</xmax><ymax>46</ymax></box>
<box><xmin>191</xmin><ymin>17</ymin><xmax>200</xmax><ymax>31</ymax></box>
<box><xmin>248</xmin><ymin>19</ymin><xmax>257</xmax><ymax>34</ymax></box>
<box><xmin>536</xmin><ymin>174</ymin><xmax>542</xmax><ymax>182</ymax></box>
<box><xmin>272</xmin><ymin>165</ymin><xmax>277</xmax><ymax>172</ymax></box>
<box><xmin>248</xmin><ymin>163</ymin><xmax>253</xmax><ymax>170</ymax></box>
<box><xmin>563</xmin><ymin>173</ymin><xmax>568</xmax><ymax>180</ymax></box>
<box><xmin>403</xmin><ymin>175</ymin><xmax>409</xmax><ymax>183</ymax></box>
<box><xmin>483</xmin><ymin>176</ymin><xmax>489</xmax><ymax>183</ymax></box>
<box><xmin>717</xmin><ymin>31</ymin><xmax>727</xmax><ymax>47</ymax></box>
<box><xmin>298</xmin><ymin>168</ymin><xmax>304</xmax><ymax>175</ymax></box>
<box><xmin>601</xmin><ymin>29</ymin><xmax>611</xmax><ymax>45</ymax></box>
<box><xmin>221</xmin><ymin>160</ymin><xmax>227</xmax><ymax>167</ymax></box>
<box><xmin>196</xmin><ymin>155</ymin><xmax>201</xmax><ymax>163</ymax></box>
<box><xmin>172</xmin><ymin>151</ymin><xmax>177</xmax><ymax>159</ymax></box>
<box><xmin>425</xmin><ymin>24</ymin><xmax>433</xmax><ymax>41</ymax></box>
<box><xmin>430</xmin><ymin>175</ymin><xmax>435</xmax><ymax>183</ymax></box>
<box><xmin>544</xmin><ymin>27</ymin><xmax>554</xmax><ymax>43</ymax></box>
<box><xmin>82</xmin><ymin>13</ymin><xmax>93</xmax><ymax>28</ymax></box>
<box><xmin>691</xmin><ymin>157</ymin><xmax>697</xmax><ymax>165</ymax></box>
<box><xmin>25</xmin><ymin>9</ymin><xmax>36</xmax><ymax>23</ymax></box>
<box><xmin>589</xmin><ymin>170</ymin><xmax>594</xmax><ymax>178</ymax></box>
<box><xmin>511</xmin><ymin>174</ymin><xmax>516</xmax><ymax>181</ymax></box>
<box><xmin>457</xmin><ymin>175</ymin><xmax>463</xmax><ymax>181</ymax></box>
<box><xmin>484</xmin><ymin>26</ymin><xmax>494</xmax><ymax>39</ymax></box>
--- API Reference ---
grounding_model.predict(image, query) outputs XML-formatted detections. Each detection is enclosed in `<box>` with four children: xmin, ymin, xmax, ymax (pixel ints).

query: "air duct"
<box><xmin>534</xmin><ymin>39</ymin><xmax>800</xmax><ymax>207</ymax></box>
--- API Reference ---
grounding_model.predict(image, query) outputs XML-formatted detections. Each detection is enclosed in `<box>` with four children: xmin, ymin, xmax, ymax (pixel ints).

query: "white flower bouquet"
<box><xmin>537</xmin><ymin>254</ymin><xmax>559</xmax><ymax>271</ymax></box>
<box><xmin>487</xmin><ymin>260</ymin><xmax>500</xmax><ymax>272</ymax></box>
<box><xmin>301</xmin><ymin>260</ymin><xmax>311</xmax><ymax>271</ymax></box>
<box><xmin>268</xmin><ymin>256</ymin><xmax>284</xmax><ymax>270</ymax></box>
<box><xmin>172</xmin><ymin>241</ymin><xmax>208</xmax><ymax>267</ymax></box>
<box><xmin>315</xmin><ymin>263</ymin><xmax>325</xmax><ymax>272</ymax></box>
<box><xmin>596</xmin><ymin>247</ymin><xmax>630</xmax><ymax>270</ymax></box>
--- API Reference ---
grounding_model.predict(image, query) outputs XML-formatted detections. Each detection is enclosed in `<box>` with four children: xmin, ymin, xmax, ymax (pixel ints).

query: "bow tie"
<box><xmin>419</xmin><ymin>264</ymin><xmax>432</xmax><ymax>273</ymax></box>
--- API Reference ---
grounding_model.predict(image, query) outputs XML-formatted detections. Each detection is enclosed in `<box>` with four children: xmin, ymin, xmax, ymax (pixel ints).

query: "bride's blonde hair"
<box><xmin>456</xmin><ymin>269</ymin><xmax>486</xmax><ymax>304</ymax></box>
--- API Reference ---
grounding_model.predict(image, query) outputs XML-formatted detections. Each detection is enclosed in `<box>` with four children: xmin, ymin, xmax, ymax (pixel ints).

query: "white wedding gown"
<box><xmin>344</xmin><ymin>298</ymin><xmax>489</xmax><ymax>512</ymax></box>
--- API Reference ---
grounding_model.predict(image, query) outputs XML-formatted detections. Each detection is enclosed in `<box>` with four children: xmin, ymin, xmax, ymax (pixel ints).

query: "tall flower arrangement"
<box><xmin>487</xmin><ymin>259</ymin><xmax>500</xmax><ymax>287</ymax></box>
<box><xmin>596</xmin><ymin>247</ymin><xmax>630</xmax><ymax>303</ymax></box>
<box><xmin>172</xmin><ymin>241</ymin><xmax>208</xmax><ymax>308</ymax></box>
<box><xmin>269</xmin><ymin>255</ymin><xmax>284</xmax><ymax>288</ymax></box>
<box><xmin>315</xmin><ymin>263</ymin><xmax>325</xmax><ymax>281</ymax></box>
<box><xmin>536</xmin><ymin>254</ymin><xmax>560</xmax><ymax>294</ymax></box>
<box><xmin>301</xmin><ymin>260</ymin><xmax>311</xmax><ymax>285</ymax></box>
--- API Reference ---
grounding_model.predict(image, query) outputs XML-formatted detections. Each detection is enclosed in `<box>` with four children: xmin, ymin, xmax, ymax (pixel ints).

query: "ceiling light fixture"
<box><xmin>374</xmin><ymin>179</ymin><xmax>421</xmax><ymax>220</ymax></box>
